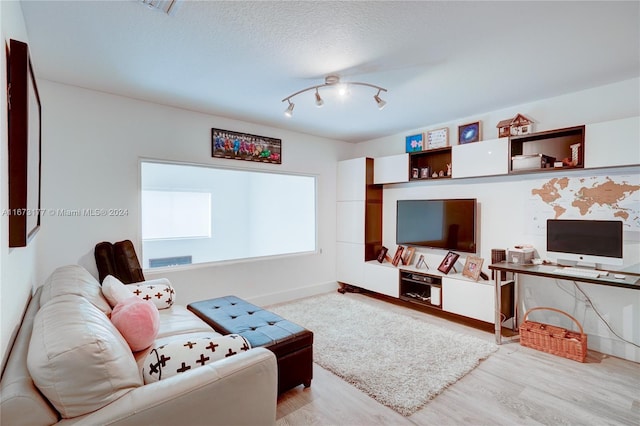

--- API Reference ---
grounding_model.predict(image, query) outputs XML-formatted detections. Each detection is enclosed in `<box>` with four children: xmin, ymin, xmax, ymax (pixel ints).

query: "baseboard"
<box><xmin>247</xmin><ymin>281</ymin><xmax>339</xmax><ymax>307</ymax></box>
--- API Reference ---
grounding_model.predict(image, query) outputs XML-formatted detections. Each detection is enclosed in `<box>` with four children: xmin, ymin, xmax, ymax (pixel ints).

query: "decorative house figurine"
<box><xmin>496</xmin><ymin>113</ymin><xmax>534</xmax><ymax>138</ymax></box>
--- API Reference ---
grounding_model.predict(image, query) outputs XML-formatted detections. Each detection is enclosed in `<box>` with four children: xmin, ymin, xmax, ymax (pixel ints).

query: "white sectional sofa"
<box><xmin>0</xmin><ymin>265</ymin><xmax>278</xmax><ymax>425</ymax></box>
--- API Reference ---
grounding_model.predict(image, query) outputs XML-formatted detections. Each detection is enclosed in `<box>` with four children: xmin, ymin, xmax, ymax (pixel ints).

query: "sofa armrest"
<box><xmin>61</xmin><ymin>348</ymin><xmax>277</xmax><ymax>426</ymax></box>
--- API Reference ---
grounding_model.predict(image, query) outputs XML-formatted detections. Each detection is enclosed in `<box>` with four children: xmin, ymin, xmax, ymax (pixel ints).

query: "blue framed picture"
<box><xmin>458</xmin><ymin>121</ymin><xmax>482</xmax><ymax>144</ymax></box>
<box><xmin>405</xmin><ymin>133</ymin><xmax>424</xmax><ymax>152</ymax></box>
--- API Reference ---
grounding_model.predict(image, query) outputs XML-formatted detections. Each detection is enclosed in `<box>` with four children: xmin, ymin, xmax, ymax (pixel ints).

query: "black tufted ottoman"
<box><xmin>187</xmin><ymin>296</ymin><xmax>313</xmax><ymax>395</ymax></box>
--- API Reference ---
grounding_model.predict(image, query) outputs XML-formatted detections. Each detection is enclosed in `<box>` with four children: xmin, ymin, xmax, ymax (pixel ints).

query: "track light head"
<box><xmin>374</xmin><ymin>91</ymin><xmax>387</xmax><ymax>110</ymax></box>
<box><xmin>284</xmin><ymin>100</ymin><xmax>295</xmax><ymax>117</ymax></box>
<box><xmin>315</xmin><ymin>89</ymin><xmax>324</xmax><ymax>108</ymax></box>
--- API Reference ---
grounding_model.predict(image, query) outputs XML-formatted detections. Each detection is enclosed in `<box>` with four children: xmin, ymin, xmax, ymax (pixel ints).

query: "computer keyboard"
<box><xmin>552</xmin><ymin>267</ymin><xmax>607</xmax><ymax>278</ymax></box>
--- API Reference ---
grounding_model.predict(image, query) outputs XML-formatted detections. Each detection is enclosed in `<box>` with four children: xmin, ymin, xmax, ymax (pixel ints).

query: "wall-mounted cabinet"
<box><xmin>509</xmin><ymin>125</ymin><xmax>585</xmax><ymax>174</ymax></box>
<box><xmin>409</xmin><ymin>147</ymin><xmax>452</xmax><ymax>181</ymax></box>
<box><xmin>374</xmin><ymin>153</ymin><xmax>409</xmax><ymax>184</ymax></box>
<box><xmin>452</xmin><ymin>138</ymin><xmax>509</xmax><ymax>178</ymax></box>
<box><xmin>584</xmin><ymin>116</ymin><xmax>640</xmax><ymax>168</ymax></box>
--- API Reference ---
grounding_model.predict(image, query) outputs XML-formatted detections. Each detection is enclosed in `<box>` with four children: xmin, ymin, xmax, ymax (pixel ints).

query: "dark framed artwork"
<box><xmin>391</xmin><ymin>246</ymin><xmax>405</xmax><ymax>267</ymax></box>
<box><xmin>458</xmin><ymin>121</ymin><xmax>482</xmax><ymax>144</ymax></box>
<box><xmin>376</xmin><ymin>246</ymin><xmax>389</xmax><ymax>263</ymax></box>
<box><xmin>212</xmin><ymin>128</ymin><xmax>281</xmax><ymax>164</ymax></box>
<box><xmin>437</xmin><ymin>251</ymin><xmax>459</xmax><ymax>274</ymax></box>
<box><xmin>7</xmin><ymin>39</ymin><xmax>42</xmax><ymax>247</ymax></box>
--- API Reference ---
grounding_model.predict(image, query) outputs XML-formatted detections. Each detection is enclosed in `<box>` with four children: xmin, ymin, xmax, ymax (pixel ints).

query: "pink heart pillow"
<box><xmin>111</xmin><ymin>296</ymin><xmax>159</xmax><ymax>352</ymax></box>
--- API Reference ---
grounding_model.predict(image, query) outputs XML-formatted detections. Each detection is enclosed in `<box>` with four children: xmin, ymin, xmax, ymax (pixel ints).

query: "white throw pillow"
<box><xmin>142</xmin><ymin>334</ymin><xmax>251</xmax><ymax>383</ymax></box>
<box><xmin>102</xmin><ymin>275</ymin><xmax>134</xmax><ymax>307</ymax></box>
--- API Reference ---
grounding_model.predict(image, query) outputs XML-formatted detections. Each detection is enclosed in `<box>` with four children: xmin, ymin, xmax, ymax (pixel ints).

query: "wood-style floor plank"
<box><xmin>276</xmin><ymin>292</ymin><xmax>640</xmax><ymax>426</ymax></box>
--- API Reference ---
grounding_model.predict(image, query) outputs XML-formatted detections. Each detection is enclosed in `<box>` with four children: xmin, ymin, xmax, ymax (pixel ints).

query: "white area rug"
<box><xmin>270</xmin><ymin>293</ymin><xmax>497</xmax><ymax>416</ymax></box>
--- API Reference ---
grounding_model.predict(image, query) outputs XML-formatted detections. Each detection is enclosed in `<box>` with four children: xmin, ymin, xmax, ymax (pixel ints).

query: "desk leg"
<box><xmin>513</xmin><ymin>273</ymin><xmax>519</xmax><ymax>332</ymax></box>
<box><xmin>495</xmin><ymin>274</ymin><xmax>502</xmax><ymax>345</ymax></box>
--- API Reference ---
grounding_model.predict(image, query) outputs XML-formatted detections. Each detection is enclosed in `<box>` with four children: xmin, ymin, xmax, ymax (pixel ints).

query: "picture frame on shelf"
<box><xmin>426</xmin><ymin>128</ymin><xmax>449</xmax><ymax>150</ymax></box>
<box><xmin>401</xmin><ymin>247</ymin><xmax>415</xmax><ymax>265</ymax></box>
<box><xmin>437</xmin><ymin>251</ymin><xmax>459</xmax><ymax>274</ymax></box>
<box><xmin>412</xmin><ymin>168</ymin><xmax>419</xmax><ymax>179</ymax></box>
<box><xmin>420</xmin><ymin>167</ymin><xmax>430</xmax><ymax>179</ymax></box>
<box><xmin>458</xmin><ymin>121</ymin><xmax>482</xmax><ymax>144</ymax></box>
<box><xmin>391</xmin><ymin>246</ymin><xmax>405</xmax><ymax>267</ymax></box>
<box><xmin>376</xmin><ymin>246</ymin><xmax>389</xmax><ymax>263</ymax></box>
<box><xmin>405</xmin><ymin>133</ymin><xmax>424</xmax><ymax>152</ymax></box>
<box><xmin>415</xmin><ymin>254</ymin><xmax>428</xmax><ymax>269</ymax></box>
<box><xmin>462</xmin><ymin>255</ymin><xmax>484</xmax><ymax>281</ymax></box>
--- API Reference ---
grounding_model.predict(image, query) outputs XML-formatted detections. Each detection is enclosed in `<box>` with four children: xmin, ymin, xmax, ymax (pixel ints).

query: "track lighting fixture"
<box><xmin>284</xmin><ymin>100</ymin><xmax>295</xmax><ymax>118</ymax></box>
<box><xmin>315</xmin><ymin>89</ymin><xmax>324</xmax><ymax>108</ymax></box>
<box><xmin>374</xmin><ymin>89</ymin><xmax>387</xmax><ymax>110</ymax></box>
<box><xmin>282</xmin><ymin>75</ymin><xmax>387</xmax><ymax>117</ymax></box>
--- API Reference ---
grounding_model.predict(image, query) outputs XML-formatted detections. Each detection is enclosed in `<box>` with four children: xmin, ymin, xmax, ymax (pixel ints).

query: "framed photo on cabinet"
<box><xmin>426</xmin><ymin>128</ymin><xmax>449</xmax><ymax>150</ymax></box>
<box><xmin>462</xmin><ymin>256</ymin><xmax>484</xmax><ymax>281</ymax></box>
<box><xmin>458</xmin><ymin>121</ymin><xmax>482</xmax><ymax>144</ymax></box>
<box><xmin>437</xmin><ymin>251</ymin><xmax>459</xmax><ymax>274</ymax></box>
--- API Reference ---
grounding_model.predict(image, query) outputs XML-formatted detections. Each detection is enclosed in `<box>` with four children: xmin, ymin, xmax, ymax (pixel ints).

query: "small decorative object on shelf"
<box><xmin>412</xmin><ymin>168</ymin><xmax>419</xmax><ymax>179</ymax></box>
<box><xmin>401</xmin><ymin>247</ymin><xmax>416</xmax><ymax>265</ymax></box>
<box><xmin>415</xmin><ymin>254</ymin><xmax>428</xmax><ymax>269</ymax></box>
<box><xmin>391</xmin><ymin>246</ymin><xmax>405</xmax><ymax>267</ymax></box>
<box><xmin>431</xmin><ymin>171</ymin><xmax>438</xmax><ymax>178</ymax></box>
<box><xmin>496</xmin><ymin>113</ymin><xmax>534</xmax><ymax>138</ymax></box>
<box><xmin>426</xmin><ymin>128</ymin><xmax>449</xmax><ymax>150</ymax></box>
<box><xmin>420</xmin><ymin>167</ymin><xmax>429</xmax><ymax>178</ymax></box>
<box><xmin>458</xmin><ymin>121</ymin><xmax>482</xmax><ymax>144</ymax></box>
<box><xmin>376</xmin><ymin>246</ymin><xmax>389</xmax><ymax>263</ymax></box>
<box><xmin>462</xmin><ymin>255</ymin><xmax>484</xmax><ymax>281</ymax></box>
<box><xmin>437</xmin><ymin>251</ymin><xmax>459</xmax><ymax>274</ymax></box>
<box><xmin>570</xmin><ymin>143</ymin><xmax>582</xmax><ymax>166</ymax></box>
<box><xmin>405</xmin><ymin>133</ymin><xmax>424</xmax><ymax>153</ymax></box>
<box><xmin>446</xmin><ymin>163</ymin><xmax>452</xmax><ymax>176</ymax></box>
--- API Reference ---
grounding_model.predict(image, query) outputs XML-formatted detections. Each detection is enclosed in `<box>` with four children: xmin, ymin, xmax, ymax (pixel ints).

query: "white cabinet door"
<box><xmin>442</xmin><ymin>276</ymin><xmax>494</xmax><ymax>323</ymax></box>
<box><xmin>337</xmin><ymin>158</ymin><xmax>367</xmax><ymax>201</ymax></box>
<box><xmin>363</xmin><ymin>262</ymin><xmax>399</xmax><ymax>298</ymax></box>
<box><xmin>585</xmin><ymin>116</ymin><xmax>640</xmax><ymax>168</ymax></box>
<box><xmin>337</xmin><ymin>242</ymin><xmax>365</xmax><ymax>286</ymax></box>
<box><xmin>336</xmin><ymin>201</ymin><xmax>365</xmax><ymax>243</ymax></box>
<box><xmin>452</xmin><ymin>138</ymin><xmax>509</xmax><ymax>178</ymax></box>
<box><xmin>374</xmin><ymin>154</ymin><xmax>409</xmax><ymax>184</ymax></box>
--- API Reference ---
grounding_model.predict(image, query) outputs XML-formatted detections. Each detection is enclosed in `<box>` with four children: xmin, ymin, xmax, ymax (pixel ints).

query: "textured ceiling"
<box><xmin>20</xmin><ymin>1</ymin><xmax>640</xmax><ymax>142</ymax></box>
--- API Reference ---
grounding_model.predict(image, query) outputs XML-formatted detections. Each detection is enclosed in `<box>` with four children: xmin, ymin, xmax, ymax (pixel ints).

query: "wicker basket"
<box><xmin>519</xmin><ymin>307</ymin><xmax>587</xmax><ymax>362</ymax></box>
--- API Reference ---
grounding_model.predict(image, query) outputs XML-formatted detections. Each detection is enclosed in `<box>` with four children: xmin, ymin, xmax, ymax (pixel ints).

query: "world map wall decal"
<box><xmin>528</xmin><ymin>174</ymin><xmax>640</xmax><ymax>233</ymax></box>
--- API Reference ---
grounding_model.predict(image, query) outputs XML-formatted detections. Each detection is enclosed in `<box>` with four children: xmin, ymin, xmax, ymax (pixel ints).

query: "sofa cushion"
<box><xmin>156</xmin><ymin>305</ymin><xmax>215</xmax><ymax>338</ymax></box>
<box><xmin>111</xmin><ymin>296</ymin><xmax>160</xmax><ymax>352</ymax></box>
<box><xmin>27</xmin><ymin>294</ymin><xmax>142</xmax><ymax>418</ymax></box>
<box><xmin>142</xmin><ymin>334</ymin><xmax>251</xmax><ymax>383</ymax></box>
<box><xmin>39</xmin><ymin>264</ymin><xmax>111</xmax><ymax>315</ymax></box>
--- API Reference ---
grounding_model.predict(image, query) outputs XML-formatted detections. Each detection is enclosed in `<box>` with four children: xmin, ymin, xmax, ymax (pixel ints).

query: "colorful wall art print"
<box><xmin>458</xmin><ymin>121</ymin><xmax>482</xmax><ymax>144</ymax></box>
<box><xmin>405</xmin><ymin>133</ymin><xmax>424</xmax><ymax>152</ymax></box>
<box><xmin>212</xmin><ymin>128</ymin><xmax>282</xmax><ymax>164</ymax></box>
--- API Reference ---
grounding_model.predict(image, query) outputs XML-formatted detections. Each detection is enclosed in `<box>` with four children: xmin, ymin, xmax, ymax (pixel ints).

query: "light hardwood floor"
<box><xmin>276</xmin><ymin>292</ymin><xmax>640</xmax><ymax>426</ymax></box>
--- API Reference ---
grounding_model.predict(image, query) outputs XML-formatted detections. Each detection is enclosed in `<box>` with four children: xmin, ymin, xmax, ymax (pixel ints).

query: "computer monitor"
<box><xmin>546</xmin><ymin>219</ymin><xmax>623</xmax><ymax>267</ymax></box>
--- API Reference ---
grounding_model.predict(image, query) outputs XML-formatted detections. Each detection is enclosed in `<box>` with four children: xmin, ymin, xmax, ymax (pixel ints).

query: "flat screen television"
<box><xmin>546</xmin><ymin>219</ymin><xmax>623</xmax><ymax>266</ymax></box>
<box><xmin>396</xmin><ymin>199</ymin><xmax>476</xmax><ymax>253</ymax></box>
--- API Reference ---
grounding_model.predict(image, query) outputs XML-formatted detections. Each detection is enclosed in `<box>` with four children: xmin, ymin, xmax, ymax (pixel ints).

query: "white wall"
<box><xmin>34</xmin><ymin>80</ymin><xmax>352</xmax><ymax>307</ymax></box>
<box><xmin>353</xmin><ymin>78</ymin><xmax>640</xmax><ymax>361</ymax></box>
<box><xmin>0</xmin><ymin>0</ymin><xmax>41</xmax><ymax>370</ymax></box>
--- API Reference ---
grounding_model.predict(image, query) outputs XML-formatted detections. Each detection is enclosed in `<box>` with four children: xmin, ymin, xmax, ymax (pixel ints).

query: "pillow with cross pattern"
<box><xmin>129</xmin><ymin>279</ymin><xmax>175</xmax><ymax>310</ymax></box>
<box><xmin>142</xmin><ymin>334</ymin><xmax>252</xmax><ymax>383</ymax></box>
